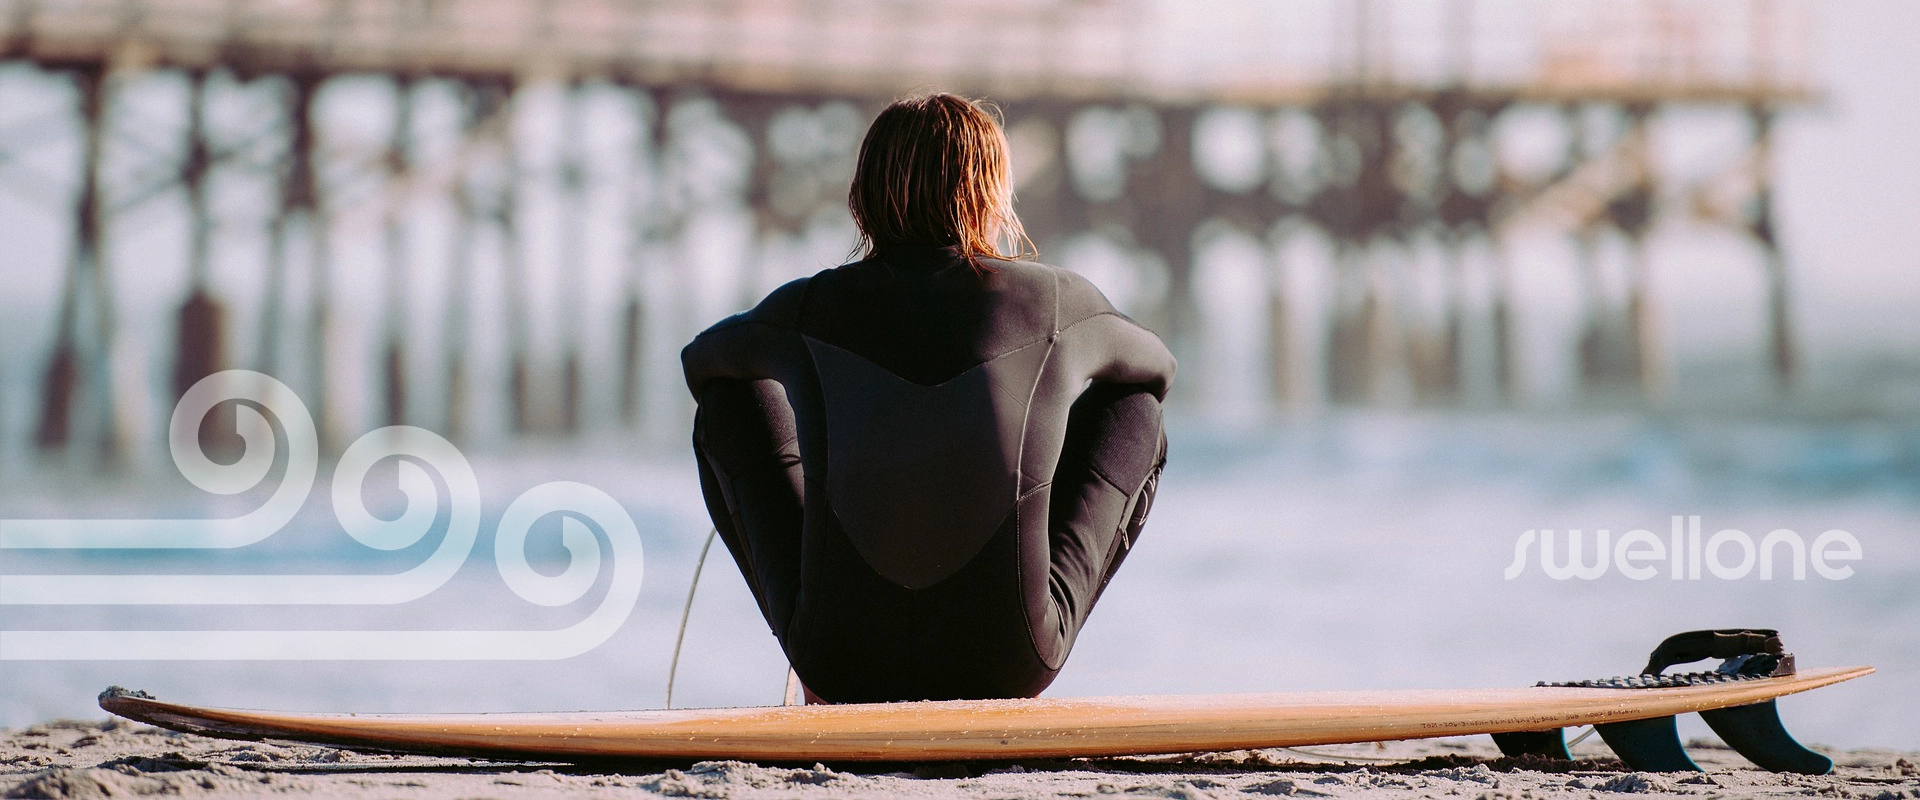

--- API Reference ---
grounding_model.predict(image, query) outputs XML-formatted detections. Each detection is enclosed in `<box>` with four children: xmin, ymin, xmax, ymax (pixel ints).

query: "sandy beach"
<box><xmin>4</xmin><ymin>716</ymin><xmax>1917</xmax><ymax>800</ymax></box>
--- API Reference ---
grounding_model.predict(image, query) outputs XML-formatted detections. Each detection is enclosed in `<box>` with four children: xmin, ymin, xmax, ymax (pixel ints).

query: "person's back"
<box><xmin>682</xmin><ymin>94</ymin><xmax>1173</xmax><ymax>703</ymax></box>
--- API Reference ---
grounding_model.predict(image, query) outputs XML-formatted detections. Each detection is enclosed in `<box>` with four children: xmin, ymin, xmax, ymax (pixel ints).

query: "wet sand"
<box><xmin>4</xmin><ymin>717</ymin><xmax>1916</xmax><ymax>799</ymax></box>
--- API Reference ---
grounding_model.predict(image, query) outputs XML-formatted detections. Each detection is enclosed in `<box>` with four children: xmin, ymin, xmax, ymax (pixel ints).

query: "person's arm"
<box><xmin>1083</xmin><ymin>313</ymin><xmax>1176</xmax><ymax>399</ymax></box>
<box><xmin>680</xmin><ymin>278</ymin><xmax>811</xmax><ymax>398</ymax></box>
<box><xmin>1052</xmin><ymin>271</ymin><xmax>1176</xmax><ymax>400</ymax></box>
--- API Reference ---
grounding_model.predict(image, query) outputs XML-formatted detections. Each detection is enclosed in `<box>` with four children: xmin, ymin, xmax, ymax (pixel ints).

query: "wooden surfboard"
<box><xmin>98</xmin><ymin>666</ymin><xmax>1870</xmax><ymax>763</ymax></box>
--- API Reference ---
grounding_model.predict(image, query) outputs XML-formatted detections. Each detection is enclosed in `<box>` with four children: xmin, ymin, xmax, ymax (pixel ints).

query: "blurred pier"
<box><xmin>0</xmin><ymin>0</ymin><xmax>1816</xmax><ymax>463</ymax></box>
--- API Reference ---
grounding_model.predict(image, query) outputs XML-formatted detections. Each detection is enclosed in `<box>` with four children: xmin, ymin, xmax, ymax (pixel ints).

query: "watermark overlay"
<box><xmin>1503</xmin><ymin>516</ymin><xmax>1861</xmax><ymax>580</ymax></box>
<box><xmin>0</xmin><ymin>370</ymin><xmax>645</xmax><ymax>660</ymax></box>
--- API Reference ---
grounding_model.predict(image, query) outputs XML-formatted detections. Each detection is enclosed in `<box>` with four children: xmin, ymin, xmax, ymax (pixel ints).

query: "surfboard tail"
<box><xmin>1500</xmin><ymin>628</ymin><xmax>1840</xmax><ymax>775</ymax></box>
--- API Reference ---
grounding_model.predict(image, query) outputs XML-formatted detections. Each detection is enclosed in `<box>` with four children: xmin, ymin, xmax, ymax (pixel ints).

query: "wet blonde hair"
<box><xmin>848</xmin><ymin>93</ymin><xmax>1033</xmax><ymax>269</ymax></box>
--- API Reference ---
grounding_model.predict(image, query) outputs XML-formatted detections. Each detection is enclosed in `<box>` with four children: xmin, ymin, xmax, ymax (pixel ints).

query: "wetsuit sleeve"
<box><xmin>681</xmin><ymin>278</ymin><xmax>811</xmax><ymax>398</ymax></box>
<box><xmin>1082</xmin><ymin>315</ymin><xmax>1176</xmax><ymax>399</ymax></box>
<box><xmin>1052</xmin><ymin>271</ymin><xmax>1177</xmax><ymax>401</ymax></box>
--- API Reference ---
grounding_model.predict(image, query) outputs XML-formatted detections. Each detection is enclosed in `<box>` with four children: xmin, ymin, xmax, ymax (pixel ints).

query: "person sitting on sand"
<box><xmin>681</xmin><ymin>92</ymin><xmax>1174</xmax><ymax>703</ymax></box>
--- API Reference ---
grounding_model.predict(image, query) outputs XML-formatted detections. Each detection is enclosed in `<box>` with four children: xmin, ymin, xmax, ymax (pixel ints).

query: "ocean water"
<box><xmin>1</xmin><ymin>410</ymin><xmax>1915</xmax><ymax>751</ymax></box>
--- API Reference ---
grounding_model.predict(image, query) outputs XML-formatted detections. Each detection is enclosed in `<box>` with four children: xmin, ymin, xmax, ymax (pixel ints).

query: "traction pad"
<box><xmin>1539</xmin><ymin>653</ymin><xmax>1796</xmax><ymax>689</ymax></box>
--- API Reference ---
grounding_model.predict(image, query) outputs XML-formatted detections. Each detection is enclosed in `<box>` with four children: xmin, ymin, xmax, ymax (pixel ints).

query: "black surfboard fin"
<box><xmin>1491</xmin><ymin>729</ymin><xmax>1572</xmax><ymax>760</ymax></box>
<box><xmin>1526</xmin><ymin>628</ymin><xmax>1839</xmax><ymax>774</ymax></box>
<box><xmin>1699</xmin><ymin>700</ymin><xmax>1833</xmax><ymax>775</ymax></box>
<box><xmin>1595</xmin><ymin>715</ymin><xmax>1702</xmax><ymax>772</ymax></box>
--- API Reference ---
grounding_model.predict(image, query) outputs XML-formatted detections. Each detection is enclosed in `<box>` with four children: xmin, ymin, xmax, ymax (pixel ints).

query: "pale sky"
<box><xmin>1772</xmin><ymin>0</ymin><xmax>1920</xmax><ymax>357</ymax></box>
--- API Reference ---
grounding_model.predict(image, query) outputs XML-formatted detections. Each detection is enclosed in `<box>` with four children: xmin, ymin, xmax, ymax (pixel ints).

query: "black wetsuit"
<box><xmin>681</xmin><ymin>244</ymin><xmax>1174</xmax><ymax>703</ymax></box>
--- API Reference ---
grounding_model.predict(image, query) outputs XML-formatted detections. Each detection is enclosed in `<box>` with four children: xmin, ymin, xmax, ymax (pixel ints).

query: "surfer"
<box><xmin>682</xmin><ymin>93</ymin><xmax>1174</xmax><ymax>703</ymax></box>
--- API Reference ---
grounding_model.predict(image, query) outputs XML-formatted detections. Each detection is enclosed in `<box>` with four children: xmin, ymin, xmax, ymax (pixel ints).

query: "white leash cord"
<box><xmin>664</xmin><ymin>527</ymin><xmax>718</xmax><ymax>710</ymax></box>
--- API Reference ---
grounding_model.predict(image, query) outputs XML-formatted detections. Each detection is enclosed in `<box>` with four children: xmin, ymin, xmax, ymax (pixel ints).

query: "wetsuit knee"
<box><xmin>693</xmin><ymin>379</ymin><xmax>796</xmax><ymax>474</ymax></box>
<box><xmin>1063</xmin><ymin>385</ymin><xmax>1164</xmax><ymax>495</ymax></box>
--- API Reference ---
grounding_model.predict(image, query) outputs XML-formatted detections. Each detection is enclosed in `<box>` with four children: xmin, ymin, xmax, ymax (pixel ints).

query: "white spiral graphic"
<box><xmin>1</xmin><ymin>370</ymin><xmax>318</xmax><ymax>549</ymax></box>
<box><xmin>333</xmin><ymin>426</ymin><xmax>463</xmax><ymax>553</ymax></box>
<box><xmin>0</xmin><ymin>481</ymin><xmax>644</xmax><ymax>660</ymax></box>
<box><xmin>0</xmin><ymin>372</ymin><xmax>647</xmax><ymax>660</ymax></box>
<box><xmin>2</xmin><ymin>425</ymin><xmax>482</xmax><ymax>606</ymax></box>
<box><xmin>496</xmin><ymin>487</ymin><xmax>604</xmax><ymax>607</ymax></box>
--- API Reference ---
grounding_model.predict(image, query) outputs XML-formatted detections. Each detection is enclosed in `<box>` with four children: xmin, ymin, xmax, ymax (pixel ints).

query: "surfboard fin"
<box><xmin>1490</xmin><ymin>729</ymin><xmax>1572</xmax><ymax>760</ymax></box>
<box><xmin>1595</xmin><ymin>714</ymin><xmax>1702</xmax><ymax>772</ymax></box>
<box><xmin>1524</xmin><ymin>628</ymin><xmax>1839</xmax><ymax>774</ymax></box>
<box><xmin>1699</xmin><ymin>700</ymin><xmax>1833</xmax><ymax>775</ymax></box>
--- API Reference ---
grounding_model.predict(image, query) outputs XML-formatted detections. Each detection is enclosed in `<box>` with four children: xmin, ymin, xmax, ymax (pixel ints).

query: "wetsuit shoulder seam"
<box><xmin>1054</xmin><ymin>310</ymin><xmax>1147</xmax><ymax>336</ymax></box>
<box><xmin>795</xmin><ymin>271</ymin><xmax>818</xmax><ymax>328</ymax></box>
<box><xmin>976</xmin><ymin>314</ymin><xmax>1103</xmax><ymax>368</ymax></box>
<box><xmin>702</xmin><ymin>275</ymin><xmax>811</xmax><ymax>334</ymax></box>
<box><xmin>700</xmin><ymin>316</ymin><xmax>793</xmax><ymax>335</ymax></box>
<box><xmin>1052</xmin><ymin>264</ymin><xmax>1062</xmax><ymax>335</ymax></box>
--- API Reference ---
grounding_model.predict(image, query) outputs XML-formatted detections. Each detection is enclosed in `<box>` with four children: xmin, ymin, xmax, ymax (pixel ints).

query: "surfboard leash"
<box><xmin>664</xmin><ymin>527</ymin><xmax>719</xmax><ymax>710</ymax></box>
